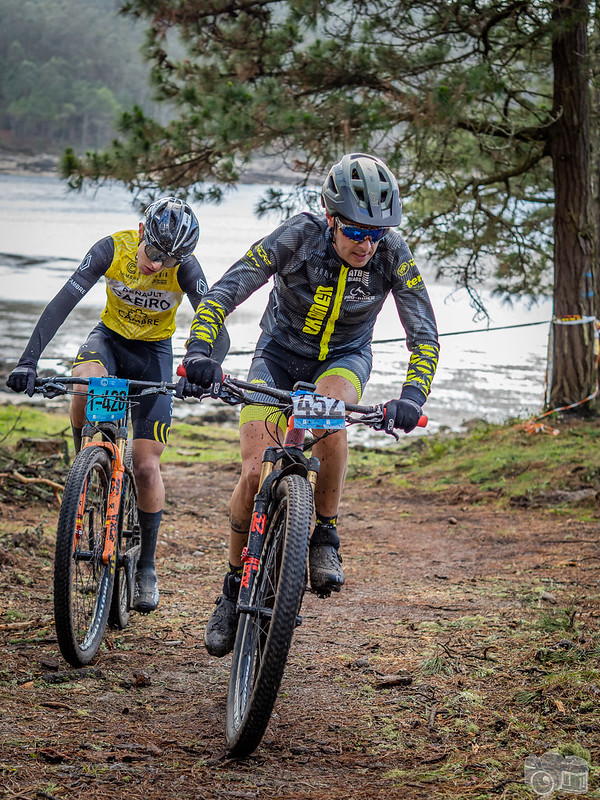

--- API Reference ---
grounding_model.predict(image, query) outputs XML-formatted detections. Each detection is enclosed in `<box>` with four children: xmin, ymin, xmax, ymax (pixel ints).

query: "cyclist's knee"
<box><xmin>132</xmin><ymin>440</ymin><xmax>164</xmax><ymax>488</ymax></box>
<box><xmin>238</xmin><ymin>460</ymin><xmax>261</xmax><ymax>498</ymax></box>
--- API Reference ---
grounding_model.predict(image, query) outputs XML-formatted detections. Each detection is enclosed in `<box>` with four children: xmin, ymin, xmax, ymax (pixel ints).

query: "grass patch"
<box><xmin>0</xmin><ymin>403</ymin><xmax>72</xmax><ymax>448</ymax></box>
<box><xmin>4</xmin><ymin>401</ymin><xmax>600</xmax><ymax>509</ymax></box>
<box><xmin>347</xmin><ymin>415</ymin><xmax>600</xmax><ymax>511</ymax></box>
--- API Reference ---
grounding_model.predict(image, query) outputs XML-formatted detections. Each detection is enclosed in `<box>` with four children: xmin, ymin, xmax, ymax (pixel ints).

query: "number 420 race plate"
<box><xmin>86</xmin><ymin>377</ymin><xmax>129</xmax><ymax>421</ymax></box>
<box><xmin>292</xmin><ymin>391</ymin><xmax>346</xmax><ymax>429</ymax></box>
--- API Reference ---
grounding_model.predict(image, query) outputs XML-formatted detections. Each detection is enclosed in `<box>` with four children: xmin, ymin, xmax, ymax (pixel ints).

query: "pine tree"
<box><xmin>63</xmin><ymin>0</ymin><xmax>598</xmax><ymax>411</ymax></box>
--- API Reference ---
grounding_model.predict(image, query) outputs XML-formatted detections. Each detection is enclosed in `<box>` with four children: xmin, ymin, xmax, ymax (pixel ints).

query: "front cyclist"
<box><xmin>7</xmin><ymin>197</ymin><xmax>229</xmax><ymax>614</ymax></box>
<box><xmin>181</xmin><ymin>153</ymin><xmax>440</xmax><ymax>657</ymax></box>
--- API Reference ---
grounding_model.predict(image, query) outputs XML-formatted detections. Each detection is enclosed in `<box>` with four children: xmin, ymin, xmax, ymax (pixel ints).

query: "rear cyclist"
<box><xmin>181</xmin><ymin>153</ymin><xmax>440</xmax><ymax>657</ymax></box>
<box><xmin>7</xmin><ymin>197</ymin><xmax>229</xmax><ymax>613</ymax></box>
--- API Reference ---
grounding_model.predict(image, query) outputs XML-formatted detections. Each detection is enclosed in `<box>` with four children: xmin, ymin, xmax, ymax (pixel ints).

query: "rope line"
<box><xmin>222</xmin><ymin>318</ymin><xmax>553</xmax><ymax>357</ymax></box>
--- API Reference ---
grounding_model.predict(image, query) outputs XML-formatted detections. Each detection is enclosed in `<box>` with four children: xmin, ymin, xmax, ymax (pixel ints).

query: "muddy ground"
<box><xmin>1</xmin><ymin>443</ymin><xmax>599</xmax><ymax>799</ymax></box>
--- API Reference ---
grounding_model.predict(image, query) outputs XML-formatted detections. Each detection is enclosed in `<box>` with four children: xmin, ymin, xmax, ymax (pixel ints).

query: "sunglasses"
<box><xmin>144</xmin><ymin>239</ymin><xmax>179</xmax><ymax>268</ymax></box>
<box><xmin>336</xmin><ymin>218</ymin><xmax>390</xmax><ymax>243</ymax></box>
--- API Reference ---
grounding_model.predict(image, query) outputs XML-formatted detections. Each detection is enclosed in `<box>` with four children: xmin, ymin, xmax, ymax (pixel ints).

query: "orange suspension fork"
<box><xmin>96</xmin><ymin>442</ymin><xmax>125</xmax><ymax>567</ymax></box>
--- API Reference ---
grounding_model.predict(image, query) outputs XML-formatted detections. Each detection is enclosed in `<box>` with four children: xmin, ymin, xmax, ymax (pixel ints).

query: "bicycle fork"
<box><xmin>74</xmin><ymin>440</ymin><xmax>126</xmax><ymax>569</ymax></box>
<box><xmin>239</xmin><ymin>435</ymin><xmax>320</xmax><ymax>608</ymax></box>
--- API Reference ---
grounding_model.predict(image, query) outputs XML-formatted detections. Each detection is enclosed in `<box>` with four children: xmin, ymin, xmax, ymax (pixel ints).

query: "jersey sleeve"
<box><xmin>177</xmin><ymin>255</ymin><xmax>230</xmax><ymax>363</ymax></box>
<box><xmin>186</xmin><ymin>226</ymin><xmax>281</xmax><ymax>351</ymax></box>
<box><xmin>390</xmin><ymin>253</ymin><xmax>440</xmax><ymax>403</ymax></box>
<box><xmin>16</xmin><ymin>237</ymin><xmax>114</xmax><ymax>368</ymax></box>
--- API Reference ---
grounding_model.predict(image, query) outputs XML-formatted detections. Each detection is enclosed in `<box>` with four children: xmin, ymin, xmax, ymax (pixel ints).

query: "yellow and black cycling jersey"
<box><xmin>189</xmin><ymin>212</ymin><xmax>440</xmax><ymax>402</ymax></box>
<box><xmin>18</xmin><ymin>229</ymin><xmax>226</xmax><ymax>367</ymax></box>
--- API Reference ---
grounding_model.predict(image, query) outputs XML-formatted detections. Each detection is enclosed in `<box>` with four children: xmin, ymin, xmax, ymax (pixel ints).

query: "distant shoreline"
<box><xmin>0</xmin><ymin>150</ymin><xmax>302</xmax><ymax>185</ymax></box>
<box><xmin>0</xmin><ymin>151</ymin><xmax>59</xmax><ymax>177</ymax></box>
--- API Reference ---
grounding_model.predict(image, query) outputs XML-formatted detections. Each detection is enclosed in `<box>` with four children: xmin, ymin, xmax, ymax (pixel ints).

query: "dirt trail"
<box><xmin>1</xmin><ymin>458</ymin><xmax>599</xmax><ymax>799</ymax></box>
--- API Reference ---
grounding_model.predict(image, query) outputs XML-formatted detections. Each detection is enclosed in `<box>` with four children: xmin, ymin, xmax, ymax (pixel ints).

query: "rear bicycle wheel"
<box><xmin>226</xmin><ymin>473</ymin><xmax>312</xmax><ymax>757</ymax></box>
<box><xmin>53</xmin><ymin>445</ymin><xmax>114</xmax><ymax>666</ymax></box>
<box><xmin>109</xmin><ymin>442</ymin><xmax>139</xmax><ymax>629</ymax></box>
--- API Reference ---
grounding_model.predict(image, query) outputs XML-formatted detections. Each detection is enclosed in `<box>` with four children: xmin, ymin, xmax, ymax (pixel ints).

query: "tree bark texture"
<box><xmin>548</xmin><ymin>0</ymin><xmax>596</xmax><ymax>411</ymax></box>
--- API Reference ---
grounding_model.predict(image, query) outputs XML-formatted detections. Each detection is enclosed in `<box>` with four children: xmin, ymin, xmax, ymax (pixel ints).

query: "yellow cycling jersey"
<box><xmin>101</xmin><ymin>230</ymin><xmax>186</xmax><ymax>341</ymax></box>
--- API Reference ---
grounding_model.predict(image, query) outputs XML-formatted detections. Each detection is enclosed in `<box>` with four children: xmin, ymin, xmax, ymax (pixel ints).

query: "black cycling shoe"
<box><xmin>309</xmin><ymin>542</ymin><xmax>345</xmax><ymax>598</ymax></box>
<box><xmin>132</xmin><ymin>566</ymin><xmax>159</xmax><ymax>613</ymax></box>
<box><xmin>204</xmin><ymin>595</ymin><xmax>238</xmax><ymax>656</ymax></box>
<box><xmin>204</xmin><ymin>570</ymin><xmax>241</xmax><ymax>657</ymax></box>
<box><xmin>309</xmin><ymin>523</ymin><xmax>344</xmax><ymax>597</ymax></box>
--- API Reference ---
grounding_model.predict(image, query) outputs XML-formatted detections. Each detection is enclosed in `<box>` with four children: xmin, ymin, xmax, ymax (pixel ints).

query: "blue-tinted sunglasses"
<box><xmin>336</xmin><ymin>218</ymin><xmax>390</xmax><ymax>243</ymax></box>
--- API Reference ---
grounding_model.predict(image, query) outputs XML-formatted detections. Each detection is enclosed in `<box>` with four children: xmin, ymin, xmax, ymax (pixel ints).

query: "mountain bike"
<box><xmin>34</xmin><ymin>375</ymin><xmax>179</xmax><ymax>667</ymax></box>
<box><xmin>178</xmin><ymin>369</ymin><xmax>426</xmax><ymax>757</ymax></box>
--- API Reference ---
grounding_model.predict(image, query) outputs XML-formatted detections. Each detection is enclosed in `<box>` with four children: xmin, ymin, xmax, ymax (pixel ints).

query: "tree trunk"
<box><xmin>547</xmin><ymin>0</ymin><xmax>596</xmax><ymax>412</ymax></box>
<box><xmin>591</xmin><ymin>3</ymin><xmax>600</xmax><ymax>350</ymax></box>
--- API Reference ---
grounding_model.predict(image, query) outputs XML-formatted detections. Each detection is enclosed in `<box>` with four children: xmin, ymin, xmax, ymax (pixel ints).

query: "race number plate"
<box><xmin>86</xmin><ymin>377</ymin><xmax>129</xmax><ymax>421</ymax></box>
<box><xmin>292</xmin><ymin>391</ymin><xmax>345</xmax><ymax>429</ymax></box>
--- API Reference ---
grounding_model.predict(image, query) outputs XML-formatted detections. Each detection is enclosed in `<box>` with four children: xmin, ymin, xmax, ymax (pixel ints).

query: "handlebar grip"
<box><xmin>418</xmin><ymin>415</ymin><xmax>428</xmax><ymax>428</ymax></box>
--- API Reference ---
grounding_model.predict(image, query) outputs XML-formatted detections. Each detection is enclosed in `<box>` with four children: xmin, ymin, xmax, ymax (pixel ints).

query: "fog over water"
<box><xmin>0</xmin><ymin>174</ymin><xmax>552</xmax><ymax>441</ymax></box>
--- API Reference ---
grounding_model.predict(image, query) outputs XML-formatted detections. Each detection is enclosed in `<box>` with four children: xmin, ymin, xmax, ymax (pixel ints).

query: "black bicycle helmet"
<box><xmin>321</xmin><ymin>153</ymin><xmax>402</xmax><ymax>227</ymax></box>
<box><xmin>144</xmin><ymin>197</ymin><xmax>200</xmax><ymax>258</ymax></box>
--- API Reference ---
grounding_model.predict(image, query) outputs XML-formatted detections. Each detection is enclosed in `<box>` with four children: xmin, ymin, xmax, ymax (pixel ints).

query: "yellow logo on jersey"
<box><xmin>398</xmin><ymin>258</ymin><xmax>416</xmax><ymax>277</ymax></box>
<box><xmin>407</xmin><ymin>274</ymin><xmax>423</xmax><ymax>289</ymax></box>
<box><xmin>302</xmin><ymin>286</ymin><xmax>333</xmax><ymax>335</ymax></box>
<box><xmin>255</xmin><ymin>243</ymin><xmax>271</xmax><ymax>266</ymax></box>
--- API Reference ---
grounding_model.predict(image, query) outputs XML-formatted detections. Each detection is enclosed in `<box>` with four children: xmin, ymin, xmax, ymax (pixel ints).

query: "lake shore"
<box><xmin>0</xmin><ymin>148</ymin><xmax>301</xmax><ymax>184</ymax></box>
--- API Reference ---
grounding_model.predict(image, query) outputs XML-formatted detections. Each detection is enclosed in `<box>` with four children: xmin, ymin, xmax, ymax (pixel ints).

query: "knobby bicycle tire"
<box><xmin>226</xmin><ymin>473</ymin><xmax>313</xmax><ymax>757</ymax></box>
<box><xmin>53</xmin><ymin>445</ymin><xmax>114</xmax><ymax>666</ymax></box>
<box><xmin>109</xmin><ymin>442</ymin><xmax>139</xmax><ymax>630</ymax></box>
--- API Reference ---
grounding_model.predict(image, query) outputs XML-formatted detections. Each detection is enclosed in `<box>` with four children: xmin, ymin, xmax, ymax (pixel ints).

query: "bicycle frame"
<box><xmin>81</xmin><ymin>412</ymin><xmax>130</xmax><ymax>568</ymax></box>
<box><xmin>239</xmin><ymin>407</ymin><xmax>320</xmax><ymax>612</ymax></box>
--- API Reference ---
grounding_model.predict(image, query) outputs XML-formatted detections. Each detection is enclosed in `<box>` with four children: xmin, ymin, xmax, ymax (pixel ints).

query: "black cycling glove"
<box><xmin>382</xmin><ymin>386</ymin><xmax>426</xmax><ymax>434</ymax></box>
<box><xmin>175</xmin><ymin>376</ymin><xmax>205</xmax><ymax>399</ymax></box>
<box><xmin>7</xmin><ymin>363</ymin><xmax>37</xmax><ymax>397</ymax></box>
<box><xmin>182</xmin><ymin>340</ymin><xmax>223</xmax><ymax>390</ymax></box>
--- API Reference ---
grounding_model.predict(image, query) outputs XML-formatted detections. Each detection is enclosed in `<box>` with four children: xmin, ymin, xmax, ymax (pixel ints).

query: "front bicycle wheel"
<box><xmin>53</xmin><ymin>445</ymin><xmax>114</xmax><ymax>666</ymax></box>
<box><xmin>226</xmin><ymin>473</ymin><xmax>313</xmax><ymax>757</ymax></box>
<box><xmin>109</xmin><ymin>442</ymin><xmax>139</xmax><ymax>630</ymax></box>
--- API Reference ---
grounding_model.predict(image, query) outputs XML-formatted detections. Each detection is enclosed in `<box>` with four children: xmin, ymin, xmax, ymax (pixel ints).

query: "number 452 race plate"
<box><xmin>292</xmin><ymin>391</ymin><xmax>346</xmax><ymax>429</ymax></box>
<box><xmin>86</xmin><ymin>377</ymin><xmax>129</xmax><ymax>422</ymax></box>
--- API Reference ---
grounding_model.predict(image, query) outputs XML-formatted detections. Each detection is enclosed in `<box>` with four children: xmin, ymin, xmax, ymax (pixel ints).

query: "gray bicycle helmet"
<box><xmin>144</xmin><ymin>197</ymin><xmax>200</xmax><ymax>258</ymax></box>
<box><xmin>321</xmin><ymin>153</ymin><xmax>402</xmax><ymax>227</ymax></box>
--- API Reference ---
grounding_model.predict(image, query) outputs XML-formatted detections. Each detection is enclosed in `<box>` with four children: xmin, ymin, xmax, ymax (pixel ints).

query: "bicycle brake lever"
<box><xmin>39</xmin><ymin>379</ymin><xmax>68</xmax><ymax>398</ymax></box>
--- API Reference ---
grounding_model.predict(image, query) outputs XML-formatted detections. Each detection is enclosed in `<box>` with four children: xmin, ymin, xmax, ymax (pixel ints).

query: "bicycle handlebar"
<box><xmin>175</xmin><ymin>366</ymin><xmax>427</xmax><ymax>430</ymax></box>
<box><xmin>33</xmin><ymin>376</ymin><xmax>180</xmax><ymax>396</ymax></box>
<box><xmin>33</xmin><ymin>374</ymin><xmax>427</xmax><ymax>431</ymax></box>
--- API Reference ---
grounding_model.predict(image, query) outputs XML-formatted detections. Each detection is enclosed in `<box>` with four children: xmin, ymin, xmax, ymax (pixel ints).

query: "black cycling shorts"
<box><xmin>73</xmin><ymin>321</ymin><xmax>173</xmax><ymax>443</ymax></box>
<box><xmin>239</xmin><ymin>332</ymin><xmax>372</xmax><ymax>430</ymax></box>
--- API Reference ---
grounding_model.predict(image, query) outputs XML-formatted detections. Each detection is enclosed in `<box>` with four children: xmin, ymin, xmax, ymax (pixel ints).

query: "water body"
<box><xmin>0</xmin><ymin>173</ymin><xmax>552</xmax><ymax>440</ymax></box>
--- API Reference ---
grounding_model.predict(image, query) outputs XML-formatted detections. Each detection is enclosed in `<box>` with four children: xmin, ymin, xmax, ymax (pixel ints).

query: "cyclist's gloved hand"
<box><xmin>182</xmin><ymin>340</ymin><xmax>223</xmax><ymax>389</ymax></box>
<box><xmin>175</xmin><ymin>376</ymin><xmax>205</xmax><ymax>399</ymax></box>
<box><xmin>383</xmin><ymin>387</ymin><xmax>426</xmax><ymax>434</ymax></box>
<box><xmin>6</xmin><ymin>363</ymin><xmax>37</xmax><ymax>396</ymax></box>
